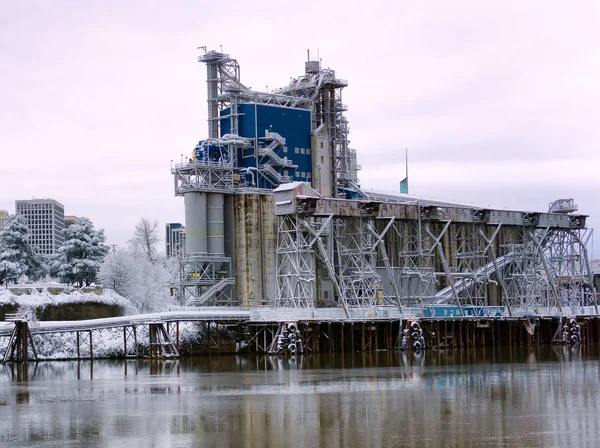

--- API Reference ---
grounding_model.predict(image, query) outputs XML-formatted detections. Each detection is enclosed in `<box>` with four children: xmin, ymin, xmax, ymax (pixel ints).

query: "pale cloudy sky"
<box><xmin>1</xmin><ymin>1</ymin><xmax>599</xmax><ymax>257</ymax></box>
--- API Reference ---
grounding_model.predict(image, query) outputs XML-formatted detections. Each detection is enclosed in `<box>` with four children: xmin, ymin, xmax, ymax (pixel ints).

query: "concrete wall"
<box><xmin>233</xmin><ymin>193</ymin><xmax>277</xmax><ymax>306</ymax></box>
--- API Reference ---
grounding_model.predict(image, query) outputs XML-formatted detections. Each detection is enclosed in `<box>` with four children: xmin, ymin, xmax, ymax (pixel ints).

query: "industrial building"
<box><xmin>15</xmin><ymin>199</ymin><xmax>65</xmax><ymax>255</ymax></box>
<box><xmin>170</xmin><ymin>49</ymin><xmax>597</xmax><ymax>321</ymax></box>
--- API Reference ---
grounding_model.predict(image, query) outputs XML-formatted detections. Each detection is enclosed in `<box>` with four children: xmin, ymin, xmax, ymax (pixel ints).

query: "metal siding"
<box><xmin>221</xmin><ymin>103</ymin><xmax>311</xmax><ymax>189</ymax></box>
<box><xmin>255</xmin><ymin>104</ymin><xmax>312</xmax><ymax>186</ymax></box>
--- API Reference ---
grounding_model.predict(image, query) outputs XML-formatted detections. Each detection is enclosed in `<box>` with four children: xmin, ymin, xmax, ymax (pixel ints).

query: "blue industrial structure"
<box><xmin>219</xmin><ymin>104</ymin><xmax>312</xmax><ymax>189</ymax></box>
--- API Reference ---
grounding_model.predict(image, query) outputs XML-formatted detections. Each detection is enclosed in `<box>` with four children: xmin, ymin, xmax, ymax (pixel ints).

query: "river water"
<box><xmin>1</xmin><ymin>345</ymin><xmax>599</xmax><ymax>447</ymax></box>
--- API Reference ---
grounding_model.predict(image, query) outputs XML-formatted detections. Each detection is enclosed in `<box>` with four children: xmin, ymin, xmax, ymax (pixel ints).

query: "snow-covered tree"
<box><xmin>0</xmin><ymin>214</ymin><xmax>47</xmax><ymax>285</ymax></box>
<box><xmin>129</xmin><ymin>218</ymin><xmax>160</xmax><ymax>264</ymax></box>
<box><xmin>98</xmin><ymin>248</ymin><xmax>137</xmax><ymax>298</ymax></box>
<box><xmin>98</xmin><ymin>246</ymin><xmax>177</xmax><ymax>313</ymax></box>
<box><xmin>56</xmin><ymin>217</ymin><xmax>109</xmax><ymax>287</ymax></box>
<box><xmin>134</xmin><ymin>256</ymin><xmax>171</xmax><ymax>313</ymax></box>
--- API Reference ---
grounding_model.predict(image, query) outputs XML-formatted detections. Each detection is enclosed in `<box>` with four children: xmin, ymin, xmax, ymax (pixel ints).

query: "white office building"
<box><xmin>165</xmin><ymin>223</ymin><xmax>186</xmax><ymax>258</ymax></box>
<box><xmin>15</xmin><ymin>199</ymin><xmax>65</xmax><ymax>255</ymax></box>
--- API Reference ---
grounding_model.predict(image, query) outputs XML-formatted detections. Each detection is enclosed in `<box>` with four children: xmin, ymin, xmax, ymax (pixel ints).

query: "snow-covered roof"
<box><xmin>273</xmin><ymin>181</ymin><xmax>305</xmax><ymax>192</ymax></box>
<box><xmin>363</xmin><ymin>188</ymin><xmax>490</xmax><ymax>209</ymax></box>
<box><xmin>273</xmin><ymin>182</ymin><xmax>322</xmax><ymax>198</ymax></box>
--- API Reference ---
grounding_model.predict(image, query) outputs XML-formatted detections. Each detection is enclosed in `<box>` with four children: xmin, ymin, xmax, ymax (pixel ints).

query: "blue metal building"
<box><xmin>220</xmin><ymin>103</ymin><xmax>312</xmax><ymax>189</ymax></box>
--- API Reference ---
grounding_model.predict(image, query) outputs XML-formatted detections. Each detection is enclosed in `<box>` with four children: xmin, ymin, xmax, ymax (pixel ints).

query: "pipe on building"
<box><xmin>207</xmin><ymin>193</ymin><xmax>225</xmax><ymax>257</ymax></box>
<box><xmin>184</xmin><ymin>192</ymin><xmax>208</xmax><ymax>255</ymax></box>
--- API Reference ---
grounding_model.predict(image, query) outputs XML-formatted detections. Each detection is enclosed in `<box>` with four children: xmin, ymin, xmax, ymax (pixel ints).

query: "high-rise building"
<box><xmin>165</xmin><ymin>223</ymin><xmax>186</xmax><ymax>258</ymax></box>
<box><xmin>15</xmin><ymin>199</ymin><xmax>65</xmax><ymax>255</ymax></box>
<box><xmin>0</xmin><ymin>210</ymin><xmax>8</xmax><ymax>229</ymax></box>
<box><xmin>65</xmin><ymin>215</ymin><xmax>80</xmax><ymax>227</ymax></box>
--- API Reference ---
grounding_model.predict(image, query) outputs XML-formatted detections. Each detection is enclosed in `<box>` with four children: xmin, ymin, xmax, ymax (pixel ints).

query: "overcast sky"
<box><xmin>1</xmin><ymin>1</ymin><xmax>599</xmax><ymax>257</ymax></box>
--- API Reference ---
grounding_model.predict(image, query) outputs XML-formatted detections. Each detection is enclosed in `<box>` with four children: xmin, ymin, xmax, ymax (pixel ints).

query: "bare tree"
<box><xmin>129</xmin><ymin>218</ymin><xmax>160</xmax><ymax>264</ymax></box>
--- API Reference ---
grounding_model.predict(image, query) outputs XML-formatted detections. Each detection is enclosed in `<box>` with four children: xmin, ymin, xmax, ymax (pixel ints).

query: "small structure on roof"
<box><xmin>273</xmin><ymin>182</ymin><xmax>322</xmax><ymax>215</ymax></box>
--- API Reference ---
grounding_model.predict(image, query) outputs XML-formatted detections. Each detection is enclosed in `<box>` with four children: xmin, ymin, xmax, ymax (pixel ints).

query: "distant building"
<box><xmin>65</xmin><ymin>215</ymin><xmax>80</xmax><ymax>227</ymax></box>
<box><xmin>165</xmin><ymin>223</ymin><xmax>186</xmax><ymax>258</ymax></box>
<box><xmin>15</xmin><ymin>199</ymin><xmax>65</xmax><ymax>255</ymax></box>
<box><xmin>0</xmin><ymin>209</ymin><xmax>8</xmax><ymax>229</ymax></box>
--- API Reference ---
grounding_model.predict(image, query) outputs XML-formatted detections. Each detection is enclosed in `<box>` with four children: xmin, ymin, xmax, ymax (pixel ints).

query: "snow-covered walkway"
<box><xmin>0</xmin><ymin>308</ymin><xmax>251</xmax><ymax>336</ymax></box>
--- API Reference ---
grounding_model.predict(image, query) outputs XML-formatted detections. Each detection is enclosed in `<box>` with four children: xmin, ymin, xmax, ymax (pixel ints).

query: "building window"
<box><xmin>320</xmin><ymin>142</ymin><xmax>324</xmax><ymax>149</ymax></box>
<box><xmin>321</xmin><ymin>156</ymin><xmax>324</xmax><ymax>163</ymax></box>
<box><xmin>306</xmin><ymin>148</ymin><xmax>310</xmax><ymax>155</ymax></box>
<box><xmin>283</xmin><ymin>146</ymin><xmax>288</xmax><ymax>153</ymax></box>
<box><xmin>300</xmin><ymin>148</ymin><xmax>305</xmax><ymax>154</ymax></box>
<box><xmin>294</xmin><ymin>147</ymin><xmax>299</xmax><ymax>154</ymax></box>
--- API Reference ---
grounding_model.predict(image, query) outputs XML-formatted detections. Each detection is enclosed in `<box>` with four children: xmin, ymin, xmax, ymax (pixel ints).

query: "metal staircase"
<box><xmin>259</xmin><ymin>132</ymin><xmax>297</xmax><ymax>168</ymax></box>
<box><xmin>186</xmin><ymin>278</ymin><xmax>236</xmax><ymax>306</ymax></box>
<box><xmin>259</xmin><ymin>163</ymin><xmax>292</xmax><ymax>185</ymax></box>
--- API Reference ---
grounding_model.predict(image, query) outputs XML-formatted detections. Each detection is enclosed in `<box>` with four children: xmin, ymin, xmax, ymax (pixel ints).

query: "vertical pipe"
<box><xmin>207</xmin><ymin>193</ymin><xmax>225</xmax><ymax>258</ymax></box>
<box><xmin>185</xmin><ymin>192</ymin><xmax>208</xmax><ymax>255</ymax></box>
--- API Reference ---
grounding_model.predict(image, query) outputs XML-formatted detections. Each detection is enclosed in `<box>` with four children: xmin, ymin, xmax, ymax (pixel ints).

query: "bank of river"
<box><xmin>1</xmin><ymin>345</ymin><xmax>599</xmax><ymax>447</ymax></box>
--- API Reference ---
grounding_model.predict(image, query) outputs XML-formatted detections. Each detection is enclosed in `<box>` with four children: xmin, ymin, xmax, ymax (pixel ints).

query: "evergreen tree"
<box><xmin>57</xmin><ymin>217</ymin><xmax>109</xmax><ymax>287</ymax></box>
<box><xmin>0</xmin><ymin>214</ymin><xmax>46</xmax><ymax>285</ymax></box>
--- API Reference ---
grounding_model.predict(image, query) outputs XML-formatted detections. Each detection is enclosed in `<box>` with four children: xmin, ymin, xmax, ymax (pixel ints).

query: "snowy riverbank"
<box><xmin>0</xmin><ymin>285</ymin><xmax>133</xmax><ymax>311</ymax></box>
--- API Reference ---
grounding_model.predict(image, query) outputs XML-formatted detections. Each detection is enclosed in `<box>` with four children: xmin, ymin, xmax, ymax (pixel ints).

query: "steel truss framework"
<box><xmin>275</xmin><ymin>65</ymin><xmax>359</xmax><ymax>191</ymax></box>
<box><xmin>177</xmin><ymin>256</ymin><xmax>236</xmax><ymax>306</ymax></box>
<box><xmin>275</xmin><ymin>215</ymin><xmax>316</xmax><ymax>308</ymax></box>
<box><xmin>334</xmin><ymin>218</ymin><xmax>381</xmax><ymax>309</ymax></box>
<box><xmin>276</xmin><ymin>212</ymin><xmax>598</xmax><ymax>317</ymax></box>
<box><xmin>173</xmin><ymin>159</ymin><xmax>236</xmax><ymax>195</ymax></box>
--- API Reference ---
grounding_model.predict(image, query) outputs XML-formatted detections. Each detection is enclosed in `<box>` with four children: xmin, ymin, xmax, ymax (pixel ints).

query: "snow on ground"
<box><xmin>0</xmin><ymin>285</ymin><xmax>135</xmax><ymax>312</ymax></box>
<box><xmin>0</xmin><ymin>284</ymin><xmax>209</xmax><ymax>359</ymax></box>
<box><xmin>29</xmin><ymin>322</ymin><xmax>205</xmax><ymax>359</ymax></box>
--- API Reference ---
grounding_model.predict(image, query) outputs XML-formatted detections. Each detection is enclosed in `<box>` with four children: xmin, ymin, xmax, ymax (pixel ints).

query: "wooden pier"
<box><xmin>2</xmin><ymin>310</ymin><xmax>600</xmax><ymax>362</ymax></box>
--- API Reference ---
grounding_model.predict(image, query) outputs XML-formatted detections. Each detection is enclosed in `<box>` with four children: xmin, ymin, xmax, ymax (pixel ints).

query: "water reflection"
<box><xmin>0</xmin><ymin>346</ymin><xmax>599</xmax><ymax>447</ymax></box>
